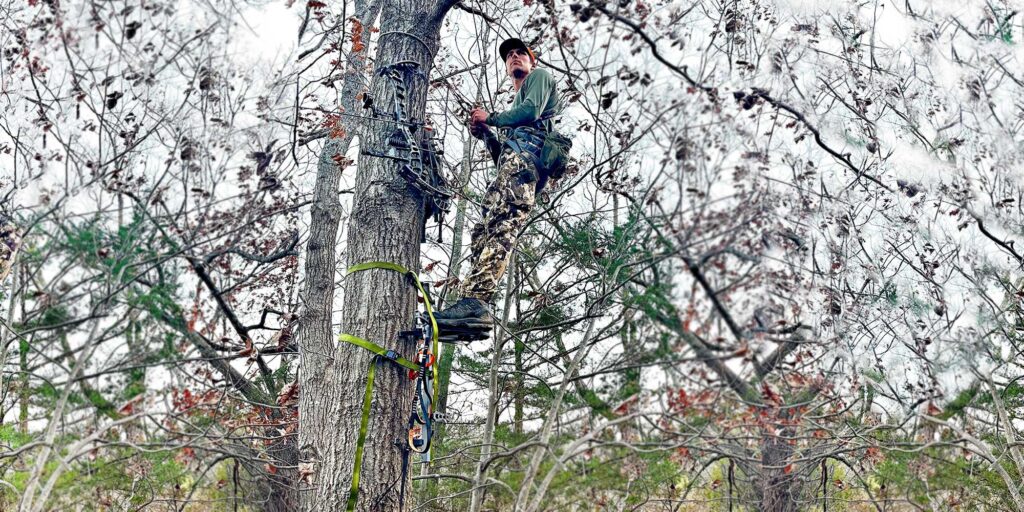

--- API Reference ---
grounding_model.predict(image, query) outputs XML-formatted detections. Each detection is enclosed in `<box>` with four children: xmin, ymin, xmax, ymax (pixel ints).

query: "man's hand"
<box><xmin>469</xmin><ymin>108</ymin><xmax>489</xmax><ymax>126</ymax></box>
<box><xmin>469</xmin><ymin>121</ymin><xmax>494</xmax><ymax>142</ymax></box>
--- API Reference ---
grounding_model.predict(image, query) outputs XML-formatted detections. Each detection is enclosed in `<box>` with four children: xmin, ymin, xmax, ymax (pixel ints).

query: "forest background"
<box><xmin>1</xmin><ymin>0</ymin><xmax>1023</xmax><ymax>510</ymax></box>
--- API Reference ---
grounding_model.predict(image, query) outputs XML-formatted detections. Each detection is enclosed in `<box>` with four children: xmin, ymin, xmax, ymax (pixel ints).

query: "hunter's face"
<box><xmin>505</xmin><ymin>48</ymin><xmax>532</xmax><ymax>79</ymax></box>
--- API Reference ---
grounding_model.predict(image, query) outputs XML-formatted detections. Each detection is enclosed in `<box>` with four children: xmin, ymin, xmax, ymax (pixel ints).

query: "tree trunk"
<box><xmin>0</xmin><ymin>256</ymin><xmax>17</xmax><ymax>427</ymax></box>
<box><xmin>264</xmin><ymin>436</ymin><xmax>299</xmax><ymax>512</ymax></box>
<box><xmin>514</xmin><ymin>335</ymin><xmax>524</xmax><ymax>435</ymax></box>
<box><xmin>294</xmin><ymin>1</ymin><xmax>380</xmax><ymax>509</ymax></box>
<box><xmin>759</xmin><ymin>426</ymin><xmax>800</xmax><ymax>512</ymax></box>
<box><xmin>520</xmin><ymin>318</ymin><xmax>598</xmax><ymax>512</ymax></box>
<box><xmin>298</xmin><ymin>1</ymin><xmax>450</xmax><ymax>510</ymax></box>
<box><xmin>19</xmin><ymin>332</ymin><xmax>28</xmax><ymax>433</ymax></box>
<box><xmin>470</xmin><ymin>257</ymin><xmax>518</xmax><ymax>512</ymax></box>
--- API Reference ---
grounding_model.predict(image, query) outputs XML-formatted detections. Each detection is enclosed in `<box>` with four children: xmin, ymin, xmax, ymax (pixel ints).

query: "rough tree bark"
<box><xmin>298</xmin><ymin>1</ymin><xmax>456</xmax><ymax>510</ymax></box>
<box><xmin>295</xmin><ymin>0</ymin><xmax>380</xmax><ymax>504</ymax></box>
<box><xmin>758</xmin><ymin>425</ymin><xmax>800</xmax><ymax>512</ymax></box>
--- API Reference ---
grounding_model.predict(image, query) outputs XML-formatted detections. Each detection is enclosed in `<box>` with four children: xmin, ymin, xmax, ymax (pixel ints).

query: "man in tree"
<box><xmin>434</xmin><ymin>37</ymin><xmax>565</xmax><ymax>335</ymax></box>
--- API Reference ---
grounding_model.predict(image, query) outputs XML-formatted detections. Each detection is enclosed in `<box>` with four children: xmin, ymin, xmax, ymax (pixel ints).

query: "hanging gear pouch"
<box><xmin>539</xmin><ymin>130</ymin><xmax>572</xmax><ymax>182</ymax></box>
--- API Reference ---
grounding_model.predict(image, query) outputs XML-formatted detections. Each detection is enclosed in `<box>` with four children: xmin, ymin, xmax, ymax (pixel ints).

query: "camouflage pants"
<box><xmin>461</xmin><ymin>149</ymin><xmax>538</xmax><ymax>301</ymax></box>
<box><xmin>0</xmin><ymin>221</ymin><xmax>20</xmax><ymax>284</ymax></box>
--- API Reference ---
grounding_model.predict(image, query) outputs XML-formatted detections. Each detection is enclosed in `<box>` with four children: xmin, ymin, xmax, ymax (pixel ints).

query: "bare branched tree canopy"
<box><xmin>2</xmin><ymin>0</ymin><xmax>1023</xmax><ymax>510</ymax></box>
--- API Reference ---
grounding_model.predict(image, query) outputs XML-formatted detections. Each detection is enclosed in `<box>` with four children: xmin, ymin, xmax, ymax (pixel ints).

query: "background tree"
<box><xmin>296</xmin><ymin>0</ymin><xmax>462</xmax><ymax>510</ymax></box>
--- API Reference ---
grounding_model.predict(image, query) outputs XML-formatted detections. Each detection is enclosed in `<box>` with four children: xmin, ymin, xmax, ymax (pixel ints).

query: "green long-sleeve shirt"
<box><xmin>485</xmin><ymin>68</ymin><xmax>560</xmax><ymax>132</ymax></box>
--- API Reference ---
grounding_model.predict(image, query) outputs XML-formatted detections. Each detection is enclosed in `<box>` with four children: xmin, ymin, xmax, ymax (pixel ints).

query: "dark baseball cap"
<box><xmin>499</xmin><ymin>37</ymin><xmax>535</xmax><ymax>63</ymax></box>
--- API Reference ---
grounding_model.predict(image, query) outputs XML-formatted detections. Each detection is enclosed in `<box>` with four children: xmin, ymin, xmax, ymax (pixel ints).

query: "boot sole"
<box><xmin>432</xmin><ymin>321</ymin><xmax>492</xmax><ymax>343</ymax></box>
<box><xmin>438</xmin><ymin>331</ymin><xmax>490</xmax><ymax>343</ymax></box>
<box><xmin>432</xmin><ymin>318</ymin><xmax>494</xmax><ymax>329</ymax></box>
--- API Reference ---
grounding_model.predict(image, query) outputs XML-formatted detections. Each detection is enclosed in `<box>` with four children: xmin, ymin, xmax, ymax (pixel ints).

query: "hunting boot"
<box><xmin>433</xmin><ymin>297</ymin><xmax>493</xmax><ymax>330</ymax></box>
